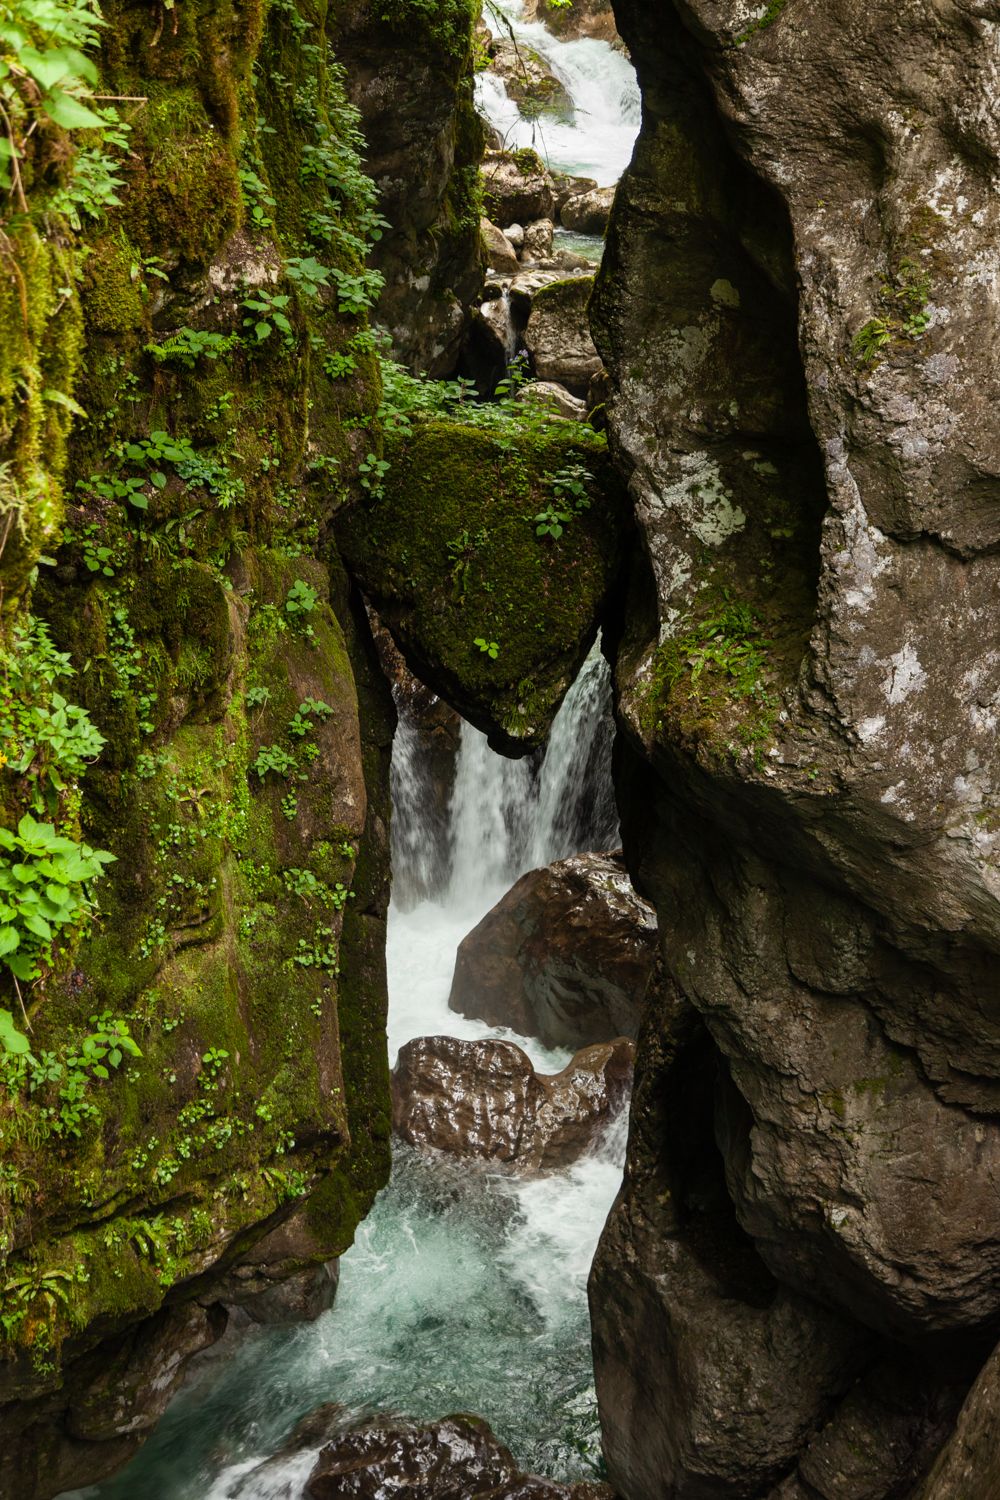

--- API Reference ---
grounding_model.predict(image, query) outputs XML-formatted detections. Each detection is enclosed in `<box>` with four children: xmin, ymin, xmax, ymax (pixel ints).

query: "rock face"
<box><xmin>449</xmin><ymin>852</ymin><xmax>655</xmax><ymax>1049</ymax></box>
<box><xmin>392</xmin><ymin>1035</ymin><xmax>634</xmax><ymax>1171</ymax></box>
<box><xmin>335</xmin><ymin>1</ymin><xmax>485</xmax><ymax>374</ymax></box>
<box><xmin>589</xmin><ymin>0</ymin><xmax>1000</xmax><ymax>1492</ymax></box>
<box><xmin>306</xmin><ymin>1412</ymin><xmax>615</xmax><ymax>1500</ymax></box>
<box><xmin>524</xmin><ymin>277</ymin><xmax>603</xmax><ymax>394</ymax></box>
<box><xmin>917</xmin><ymin>1339</ymin><xmax>1000</xmax><ymax>1500</ymax></box>
<box><xmin>0</xmin><ymin>3</ymin><xmax>396</xmax><ymax>1491</ymax></box>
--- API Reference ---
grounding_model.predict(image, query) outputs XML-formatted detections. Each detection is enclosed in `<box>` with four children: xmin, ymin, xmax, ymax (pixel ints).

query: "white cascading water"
<box><xmin>73</xmin><ymin>648</ymin><xmax>627</xmax><ymax>1500</ymax></box>
<box><xmin>477</xmin><ymin>0</ymin><xmax>641</xmax><ymax>185</ymax></box>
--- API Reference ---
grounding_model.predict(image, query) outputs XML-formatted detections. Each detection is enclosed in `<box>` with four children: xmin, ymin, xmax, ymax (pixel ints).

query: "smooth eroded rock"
<box><xmin>482</xmin><ymin>216</ymin><xmax>520</xmax><ymax>276</ymax></box>
<box><xmin>449</xmin><ymin>852</ymin><xmax>655</xmax><ymax>1049</ymax></box>
<box><xmin>306</xmin><ymin>1412</ymin><xmax>616</xmax><ymax>1499</ymax></box>
<box><xmin>392</xmin><ymin>1034</ymin><xmax>633</xmax><ymax>1172</ymax></box>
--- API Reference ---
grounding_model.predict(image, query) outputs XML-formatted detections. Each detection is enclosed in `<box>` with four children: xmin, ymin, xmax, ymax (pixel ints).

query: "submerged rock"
<box><xmin>392</xmin><ymin>1034</ymin><xmax>633</xmax><ymax>1171</ymax></box>
<box><xmin>449</xmin><ymin>852</ymin><xmax>656</xmax><ymax>1049</ymax></box>
<box><xmin>306</xmin><ymin>1412</ymin><xmax>615</xmax><ymax>1499</ymax></box>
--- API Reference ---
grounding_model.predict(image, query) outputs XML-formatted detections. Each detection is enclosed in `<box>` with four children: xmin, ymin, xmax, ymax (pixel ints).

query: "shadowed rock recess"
<box><xmin>588</xmin><ymin>0</ymin><xmax>1000</xmax><ymax>1496</ymax></box>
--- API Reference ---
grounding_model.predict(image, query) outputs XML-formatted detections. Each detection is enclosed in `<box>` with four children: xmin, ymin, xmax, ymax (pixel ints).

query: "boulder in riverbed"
<box><xmin>523</xmin><ymin>276</ymin><xmax>603</xmax><ymax>393</ymax></box>
<box><xmin>306</xmin><ymin>1412</ymin><xmax>616</xmax><ymax>1499</ymax></box>
<box><xmin>481</xmin><ymin>216</ymin><xmax>520</xmax><ymax>276</ymax></box>
<box><xmin>522</xmin><ymin>218</ymin><xmax>556</xmax><ymax>261</ymax></box>
<box><xmin>449</xmin><ymin>852</ymin><xmax>655</xmax><ymax>1049</ymax></box>
<box><xmin>482</xmin><ymin>149</ymin><xmax>556</xmax><ymax>228</ymax></box>
<box><xmin>391</xmin><ymin>1034</ymin><xmax>633</xmax><ymax>1171</ymax></box>
<box><xmin>560</xmin><ymin>187</ymin><xmax>615</xmax><ymax>236</ymax></box>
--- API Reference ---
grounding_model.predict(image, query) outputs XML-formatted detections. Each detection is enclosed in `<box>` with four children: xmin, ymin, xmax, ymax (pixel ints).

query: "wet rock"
<box><xmin>560</xmin><ymin>187</ymin><xmax>615</xmax><ymax>236</ymax></box>
<box><xmin>335</xmin><ymin>6</ymin><xmax>485</xmax><ymax>374</ymax></box>
<box><xmin>523</xmin><ymin>276</ymin><xmax>602</xmax><ymax>394</ymax></box>
<box><xmin>235</xmin><ymin>1261</ymin><xmax>339</xmax><ymax>1327</ymax></box>
<box><xmin>588</xmin><ymin>0</ymin><xmax>1000</xmax><ymax>1484</ymax></box>
<box><xmin>489</xmin><ymin>37</ymin><xmax>574</xmax><ymax>121</ymax></box>
<box><xmin>590</xmin><ymin>995</ymin><xmax>869</xmax><ymax>1500</ymax></box>
<box><xmin>306</xmin><ymin>1412</ymin><xmax>614</xmax><ymax>1499</ymax></box>
<box><xmin>482</xmin><ymin>216</ymin><xmax>520</xmax><ymax>276</ymax></box>
<box><xmin>482</xmin><ymin>148</ymin><xmax>556</xmax><ymax>228</ymax></box>
<box><xmin>917</xmin><ymin>1340</ymin><xmax>1000</xmax><ymax>1500</ymax></box>
<box><xmin>392</xmin><ymin>1034</ymin><xmax>633</xmax><ymax>1171</ymax></box>
<box><xmin>449</xmin><ymin>852</ymin><xmax>655</xmax><ymax>1049</ymax></box>
<box><xmin>522</xmin><ymin>218</ymin><xmax>556</xmax><ymax>262</ymax></box>
<box><xmin>518</xmin><ymin>381</ymin><xmax>588</xmax><ymax>421</ymax></box>
<box><xmin>763</xmin><ymin>1356</ymin><xmax>970</xmax><ymax>1500</ymax></box>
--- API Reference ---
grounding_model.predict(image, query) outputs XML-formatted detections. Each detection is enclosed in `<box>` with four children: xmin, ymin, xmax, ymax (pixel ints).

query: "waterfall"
<box><xmin>477</xmin><ymin>0</ymin><xmax>641</xmax><ymax>186</ymax></box>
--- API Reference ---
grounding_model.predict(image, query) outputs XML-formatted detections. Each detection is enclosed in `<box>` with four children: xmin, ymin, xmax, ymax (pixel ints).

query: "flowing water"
<box><xmin>71</xmin><ymin>649</ymin><xmax>624</xmax><ymax>1499</ymax></box>
<box><xmin>477</xmin><ymin>0</ymin><xmax>641</xmax><ymax>186</ymax></box>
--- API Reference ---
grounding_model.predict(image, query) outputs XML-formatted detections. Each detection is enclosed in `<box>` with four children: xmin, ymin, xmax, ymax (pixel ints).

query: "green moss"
<box><xmin>338</xmin><ymin>419</ymin><xmax>625</xmax><ymax>747</ymax></box>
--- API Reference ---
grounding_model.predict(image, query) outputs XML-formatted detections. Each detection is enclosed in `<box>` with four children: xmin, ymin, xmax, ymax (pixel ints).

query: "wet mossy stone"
<box><xmin>336</xmin><ymin>419</ymin><xmax>627</xmax><ymax>753</ymax></box>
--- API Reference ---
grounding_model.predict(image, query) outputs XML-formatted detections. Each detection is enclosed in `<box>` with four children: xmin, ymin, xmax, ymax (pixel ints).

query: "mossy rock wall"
<box><xmin>0</xmin><ymin>0</ymin><xmax>397</xmax><ymax>1490</ymax></box>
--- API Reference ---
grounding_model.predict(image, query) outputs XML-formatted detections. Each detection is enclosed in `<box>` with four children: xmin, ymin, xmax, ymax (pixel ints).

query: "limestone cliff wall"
<box><xmin>589</xmin><ymin>1</ymin><xmax>1000</xmax><ymax>1496</ymax></box>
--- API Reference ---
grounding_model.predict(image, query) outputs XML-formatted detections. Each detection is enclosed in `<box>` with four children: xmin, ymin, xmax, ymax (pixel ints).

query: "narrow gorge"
<box><xmin>1</xmin><ymin>2</ymin><xmax>998</xmax><ymax>1499</ymax></box>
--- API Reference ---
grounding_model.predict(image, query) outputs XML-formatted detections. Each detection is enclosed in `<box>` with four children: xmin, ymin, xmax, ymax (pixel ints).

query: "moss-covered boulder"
<box><xmin>337</xmin><ymin>418</ymin><xmax>627</xmax><ymax>753</ymax></box>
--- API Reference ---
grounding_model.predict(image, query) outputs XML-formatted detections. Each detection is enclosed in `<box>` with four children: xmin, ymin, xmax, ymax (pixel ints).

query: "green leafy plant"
<box><xmin>284</xmin><ymin>578</ymin><xmax>318</xmax><ymax>630</ymax></box>
<box><xmin>1</xmin><ymin>617</ymin><xmax>105</xmax><ymax>813</ymax></box>
<box><xmin>0</xmin><ymin>0</ymin><xmax>132</xmax><ymax>229</ymax></box>
<box><xmin>252</xmin><ymin>744</ymin><xmax>297</xmax><ymax>780</ymax></box>
<box><xmin>474</xmin><ymin>637</ymin><xmax>500</xmax><ymax>660</ymax></box>
<box><xmin>0</xmin><ymin>814</ymin><xmax>115</xmax><ymax>986</ymax></box>
<box><xmin>145</xmin><ymin>328</ymin><xmax>241</xmax><ymax>370</ymax></box>
<box><xmin>358</xmin><ymin>452</ymin><xmax>390</xmax><ymax>498</ymax></box>
<box><xmin>242</xmin><ymin>287</ymin><xmax>295</xmax><ymax>348</ymax></box>
<box><xmin>288</xmin><ymin>698</ymin><xmax>332</xmax><ymax>738</ymax></box>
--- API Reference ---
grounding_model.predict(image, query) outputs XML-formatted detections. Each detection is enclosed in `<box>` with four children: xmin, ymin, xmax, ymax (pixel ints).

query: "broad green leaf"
<box><xmin>0</xmin><ymin>1009</ymin><xmax>30</xmax><ymax>1055</ymax></box>
<box><xmin>42</xmin><ymin>89</ymin><xmax>107</xmax><ymax>131</ymax></box>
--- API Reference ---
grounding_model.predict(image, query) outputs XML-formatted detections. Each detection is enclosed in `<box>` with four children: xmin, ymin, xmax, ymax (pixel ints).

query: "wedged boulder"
<box><xmin>560</xmin><ymin>187</ymin><xmax>615</xmax><ymax>236</ymax></box>
<box><xmin>482</xmin><ymin>216</ymin><xmax>520</xmax><ymax>276</ymax></box>
<box><xmin>523</xmin><ymin>218</ymin><xmax>556</xmax><ymax>261</ymax></box>
<box><xmin>524</xmin><ymin>277</ymin><xmax>603</xmax><ymax>394</ymax></box>
<box><xmin>392</xmin><ymin>1034</ymin><xmax>633</xmax><ymax>1172</ymax></box>
<box><xmin>306</xmin><ymin>1412</ymin><xmax>615</xmax><ymax>1499</ymax></box>
<box><xmin>449</xmin><ymin>852</ymin><xmax>655</xmax><ymax>1049</ymax></box>
<box><xmin>508</xmin><ymin>267</ymin><xmax>588</xmax><ymax>321</ymax></box>
<box><xmin>337</xmin><ymin>420</ymin><xmax>626</xmax><ymax>754</ymax></box>
<box><xmin>482</xmin><ymin>148</ymin><xmax>556</xmax><ymax>228</ymax></box>
<box><xmin>229</xmin><ymin>1262</ymin><xmax>340</xmax><ymax>1327</ymax></box>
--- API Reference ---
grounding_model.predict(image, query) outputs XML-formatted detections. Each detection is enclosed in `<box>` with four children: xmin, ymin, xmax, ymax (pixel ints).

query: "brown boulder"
<box><xmin>523</xmin><ymin>0</ymin><xmax>618</xmax><ymax>44</ymax></box>
<box><xmin>449</xmin><ymin>852</ymin><xmax>656</xmax><ymax>1049</ymax></box>
<box><xmin>489</xmin><ymin>37</ymin><xmax>573</xmax><ymax>121</ymax></box>
<box><xmin>481</xmin><ymin>216</ymin><xmax>520</xmax><ymax>276</ymax></box>
<box><xmin>523</xmin><ymin>276</ymin><xmax>602</xmax><ymax>394</ymax></box>
<box><xmin>522</xmin><ymin>218</ymin><xmax>556</xmax><ymax>262</ymax></box>
<box><xmin>306</xmin><ymin>1412</ymin><xmax>616</xmax><ymax>1499</ymax></box>
<box><xmin>560</xmin><ymin>187</ymin><xmax>615</xmax><ymax>236</ymax></box>
<box><xmin>392</xmin><ymin>1034</ymin><xmax>633</xmax><ymax>1172</ymax></box>
<box><xmin>482</xmin><ymin>149</ymin><xmax>556</xmax><ymax>228</ymax></box>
